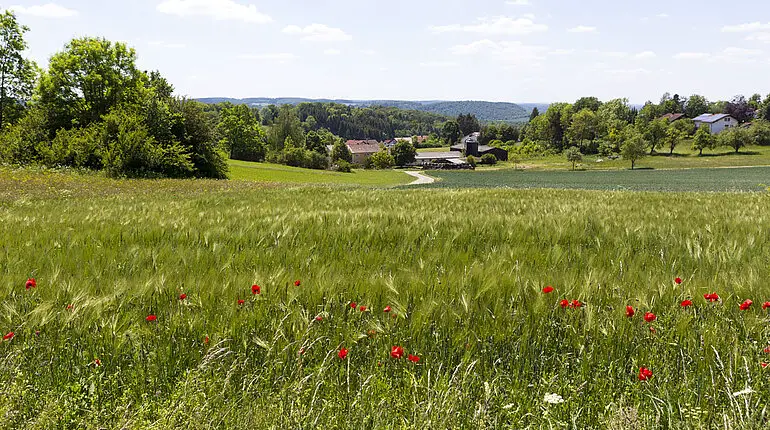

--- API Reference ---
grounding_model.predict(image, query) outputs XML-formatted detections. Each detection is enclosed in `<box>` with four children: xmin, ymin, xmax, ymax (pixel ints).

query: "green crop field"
<box><xmin>2</xmin><ymin>170</ymin><xmax>770</xmax><ymax>429</ymax></box>
<box><xmin>421</xmin><ymin>166</ymin><xmax>770</xmax><ymax>192</ymax></box>
<box><xmin>228</xmin><ymin>160</ymin><xmax>413</xmax><ymax>186</ymax></box>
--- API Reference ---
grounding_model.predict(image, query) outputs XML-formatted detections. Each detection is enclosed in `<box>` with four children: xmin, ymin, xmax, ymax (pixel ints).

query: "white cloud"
<box><xmin>746</xmin><ymin>32</ymin><xmax>770</xmax><ymax>43</ymax></box>
<box><xmin>157</xmin><ymin>0</ymin><xmax>271</xmax><ymax>23</ymax></box>
<box><xmin>568</xmin><ymin>25</ymin><xmax>597</xmax><ymax>33</ymax></box>
<box><xmin>324</xmin><ymin>49</ymin><xmax>341</xmax><ymax>56</ymax></box>
<box><xmin>238</xmin><ymin>53</ymin><xmax>298</xmax><ymax>62</ymax></box>
<box><xmin>673</xmin><ymin>52</ymin><xmax>710</xmax><ymax>60</ymax></box>
<box><xmin>722</xmin><ymin>47</ymin><xmax>762</xmax><ymax>56</ymax></box>
<box><xmin>149</xmin><ymin>41</ymin><xmax>187</xmax><ymax>49</ymax></box>
<box><xmin>419</xmin><ymin>61</ymin><xmax>458</xmax><ymax>68</ymax></box>
<box><xmin>548</xmin><ymin>49</ymin><xmax>575</xmax><ymax>55</ymax></box>
<box><xmin>360</xmin><ymin>49</ymin><xmax>377</xmax><ymax>56</ymax></box>
<box><xmin>605</xmin><ymin>68</ymin><xmax>651</xmax><ymax>75</ymax></box>
<box><xmin>282</xmin><ymin>24</ymin><xmax>352</xmax><ymax>42</ymax></box>
<box><xmin>656</xmin><ymin>13</ymin><xmax>669</xmax><ymax>18</ymax></box>
<box><xmin>450</xmin><ymin>39</ymin><xmax>546</xmax><ymax>66</ymax></box>
<box><xmin>505</xmin><ymin>0</ymin><xmax>530</xmax><ymax>5</ymax></box>
<box><xmin>722</xmin><ymin>22</ymin><xmax>770</xmax><ymax>33</ymax></box>
<box><xmin>430</xmin><ymin>16</ymin><xmax>547</xmax><ymax>35</ymax></box>
<box><xmin>634</xmin><ymin>51</ymin><xmax>656</xmax><ymax>59</ymax></box>
<box><xmin>9</xmin><ymin>3</ymin><xmax>78</xmax><ymax>18</ymax></box>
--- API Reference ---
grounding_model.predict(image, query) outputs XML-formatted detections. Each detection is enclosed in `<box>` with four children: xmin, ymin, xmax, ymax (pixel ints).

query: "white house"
<box><xmin>693</xmin><ymin>114</ymin><xmax>736</xmax><ymax>134</ymax></box>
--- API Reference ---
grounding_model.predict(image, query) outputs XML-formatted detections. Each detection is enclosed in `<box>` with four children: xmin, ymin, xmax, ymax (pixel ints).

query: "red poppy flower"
<box><xmin>704</xmin><ymin>293</ymin><xmax>719</xmax><ymax>303</ymax></box>
<box><xmin>179</xmin><ymin>293</ymin><xmax>187</xmax><ymax>301</ymax></box>
<box><xmin>3</xmin><ymin>332</ymin><xmax>14</xmax><ymax>341</ymax></box>
<box><xmin>66</xmin><ymin>304</ymin><xmax>73</xmax><ymax>311</ymax></box>
<box><xmin>626</xmin><ymin>306</ymin><xmax>635</xmax><ymax>318</ymax></box>
<box><xmin>763</xmin><ymin>302</ymin><xmax>770</xmax><ymax>310</ymax></box>
<box><xmin>315</xmin><ymin>316</ymin><xmax>323</xmax><ymax>322</ymax></box>
<box><xmin>643</xmin><ymin>312</ymin><xmax>656</xmax><ymax>323</ymax></box>
<box><xmin>25</xmin><ymin>278</ymin><xmax>36</xmax><ymax>290</ymax></box>
<box><xmin>204</xmin><ymin>336</ymin><xmax>209</xmax><ymax>344</ymax></box>
<box><xmin>294</xmin><ymin>280</ymin><xmax>301</xmax><ymax>287</ymax></box>
<box><xmin>383</xmin><ymin>306</ymin><xmax>392</xmax><ymax>313</ymax></box>
<box><xmin>359</xmin><ymin>306</ymin><xmax>368</xmax><ymax>312</ymax></box>
<box><xmin>681</xmin><ymin>300</ymin><xmax>693</xmax><ymax>308</ymax></box>
<box><xmin>93</xmin><ymin>358</ymin><xmax>101</xmax><ymax>367</ymax></box>
<box><xmin>571</xmin><ymin>300</ymin><xmax>582</xmax><ymax>308</ymax></box>
<box><xmin>638</xmin><ymin>367</ymin><xmax>653</xmax><ymax>381</ymax></box>
<box><xmin>391</xmin><ymin>346</ymin><xmax>404</xmax><ymax>359</ymax></box>
<box><xmin>338</xmin><ymin>348</ymin><xmax>348</xmax><ymax>360</ymax></box>
<box><xmin>739</xmin><ymin>299</ymin><xmax>753</xmax><ymax>311</ymax></box>
<box><xmin>543</xmin><ymin>286</ymin><xmax>554</xmax><ymax>294</ymax></box>
<box><xmin>251</xmin><ymin>284</ymin><xmax>261</xmax><ymax>295</ymax></box>
<box><xmin>237</xmin><ymin>299</ymin><xmax>245</xmax><ymax>306</ymax></box>
<box><xmin>762</xmin><ymin>363</ymin><xmax>769</xmax><ymax>369</ymax></box>
<box><xmin>763</xmin><ymin>346</ymin><xmax>770</xmax><ymax>354</ymax></box>
<box><xmin>408</xmin><ymin>354</ymin><xmax>420</xmax><ymax>363</ymax></box>
<box><xmin>299</xmin><ymin>347</ymin><xmax>306</xmax><ymax>355</ymax></box>
<box><xmin>146</xmin><ymin>315</ymin><xmax>157</xmax><ymax>322</ymax></box>
<box><xmin>350</xmin><ymin>302</ymin><xmax>357</xmax><ymax>309</ymax></box>
<box><xmin>675</xmin><ymin>277</ymin><xmax>682</xmax><ymax>285</ymax></box>
<box><xmin>560</xmin><ymin>299</ymin><xmax>570</xmax><ymax>309</ymax></box>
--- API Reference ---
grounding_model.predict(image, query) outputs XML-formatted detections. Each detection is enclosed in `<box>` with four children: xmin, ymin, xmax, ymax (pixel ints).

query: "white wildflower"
<box><xmin>543</xmin><ymin>393</ymin><xmax>565</xmax><ymax>404</ymax></box>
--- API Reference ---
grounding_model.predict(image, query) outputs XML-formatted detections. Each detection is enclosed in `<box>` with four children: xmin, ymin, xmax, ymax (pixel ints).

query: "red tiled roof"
<box><xmin>345</xmin><ymin>140</ymin><xmax>381</xmax><ymax>154</ymax></box>
<box><xmin>659</xmin><ymin>113</ymin><xmax>685</xmax><ymax>121</ymax></box>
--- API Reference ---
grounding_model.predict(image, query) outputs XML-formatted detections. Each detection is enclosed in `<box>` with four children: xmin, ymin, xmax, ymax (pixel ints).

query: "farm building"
<box><xmin>411</xmin><ymin>151</ymin><xmax>471</xmax><ymax>169</ymax></box>
<box><xmin>692</xmin><ymin>114</ymin><xmax>736</xmax><ymax>134</ymax></box>
<box><xmin>345</xmin><ymin>140</ymin><xmax>381</xmax><ymax>164</ymax></box>
<box><xmin>450</xmin><ymin>133</ymin><xmax>509</xmax><ymax>161</ymax></box>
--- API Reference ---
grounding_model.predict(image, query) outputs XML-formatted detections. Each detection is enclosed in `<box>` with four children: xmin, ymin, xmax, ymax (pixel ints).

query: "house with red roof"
<box><xmin>345</xmin><ymin>140</ymin><xmax>382</xmax><ymax>164</ymax></box>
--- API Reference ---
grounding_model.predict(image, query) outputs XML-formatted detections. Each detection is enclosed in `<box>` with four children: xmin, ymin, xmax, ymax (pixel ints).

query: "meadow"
<box><xmin>421</xmin><ymin>165</ymin><xmax>770</xmax><ymax>192</ymax></box>
<box><xmin>2</xmin><ymin>170</ymin><xmax>770</xmax><ymax>429</ymax></box>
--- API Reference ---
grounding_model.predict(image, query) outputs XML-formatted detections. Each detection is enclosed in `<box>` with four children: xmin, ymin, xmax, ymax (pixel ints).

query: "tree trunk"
<box><xmin>699</xmin><ymin>148</ymin><xmax>703</xmax><ymax>156</ymax></box>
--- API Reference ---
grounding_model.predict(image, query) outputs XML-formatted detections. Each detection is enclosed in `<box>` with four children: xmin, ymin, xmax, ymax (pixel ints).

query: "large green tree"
<box><xmin>621</xmin><ymin>130</ymin><xmax>648</xmax><ymax>170</ymax></box>
<box><xmin>268</xmin><ymin>105</ymin><xmax>304</xmax><ymax>151</ymax></box>
<box><xmin>567</xmin><ymin>108</ymin><xmax>598</xmax><ymax>150</ymax></box>
<box><xmin>0</xmin><ymin>10</ymin><xmax>37</xmax><ymax>129</ymax></box>
<box><xmin>684</xmin><ymin>94</ymin><xmax>709</xmax><ymax>118</ymax></box>
<box><xmin>219</xmin><ymin>103</ymin><xmax>266</xmax><ymax>161</ymax></box>
<box><xmin>718</xmin><ymin>127</ymin><xmax>752</xmax><ymax>153</ymax></box>
<box><xmin>391</xmin><ymin>140</ymin><xmax>417</xmax><ymax>166</ymax></box>
<box><xmin>442</xmin><ymin>120</ymin><xmax>461</xmax><ymax>144</ymax></box>
<box><xmin>37</xmin><ymin>37</ymin><xmax>146</xmax><ymax>133</ymax></box>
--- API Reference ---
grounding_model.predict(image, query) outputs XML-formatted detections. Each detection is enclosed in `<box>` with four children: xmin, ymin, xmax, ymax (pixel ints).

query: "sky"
<box><xmin>5</xmin><ymin>0</ymin><xmax>770</xmax><ymax>104</ymax></box>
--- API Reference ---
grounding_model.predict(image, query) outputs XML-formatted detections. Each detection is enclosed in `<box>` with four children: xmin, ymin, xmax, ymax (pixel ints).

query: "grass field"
<box><xmin>421</xmin><ymin>166</ymin><xmax>770</xmax><ymax>192</ymax></box>
<box><xmin>2</xmin><ymin>170</ymin><xmax>770</xmax><ymax>428</ymax></box>
<box><xmin>509</xmin><ymin>145</ymin><xmax>770</xmax><ymax>171</ymax></box>
<box><xmin>228</xmin><ymin>160</ymin><xmax>412</xmax><ymax>186</ymax></box>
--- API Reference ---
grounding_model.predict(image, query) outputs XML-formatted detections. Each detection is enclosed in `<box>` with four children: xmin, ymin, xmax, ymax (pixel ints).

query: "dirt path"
<box><xmin>404</xmin><ymin>171</ymin><xmax>435</xmax><ymax>185</ymax></box>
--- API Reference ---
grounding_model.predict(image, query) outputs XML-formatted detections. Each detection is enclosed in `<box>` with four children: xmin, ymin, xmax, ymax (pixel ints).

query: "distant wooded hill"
<box><xmin>197</xmin><ymin>98</ymin><xmax>536</xmax><ymax>122</ymax></box>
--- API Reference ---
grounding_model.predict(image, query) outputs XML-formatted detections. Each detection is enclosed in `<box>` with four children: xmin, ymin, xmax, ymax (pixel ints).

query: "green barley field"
<box><xmin>2</xmin><ymin>169</ymin><xmax>770</xmax><ymax>429</ymax></box>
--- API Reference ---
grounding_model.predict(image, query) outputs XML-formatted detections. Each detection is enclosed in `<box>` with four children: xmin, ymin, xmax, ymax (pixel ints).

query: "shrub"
<box><xmin>305</xmin><ymin>151</ymin><xmax>329</xmax><ymax>170</ymax></box>
<box><xmin>467</xmin><ymin>156</ymin><xmax>477</xmax><ymax>168</ymax></box>
<box><xmin>480</xmin><ymin>153</ymin><xmax>498</xmax><ymax>165</ymax></box>
<box><xmin>370</xmin><ymin>150</ymin><xmax>395</xmax><ymax>169</ymax></box>
<box><xmin>333</xmin><ymin>160</ymin><xmax>352</xmax><ymax>173</ymax></box>
<box><xmin>0</xmin><ymin>108</ymin><xmax>48</xmax><ymax>165</ymax></box>
<box><xmin>392</xmin><ymin>141</ymin><xmax>417</xmax><ymax>166</ymax></box>
<box><xmin>282</xmin><ymin>146</ymin><xmax>309</xmax><ymax>168</ymax></box>
<box><xmin>42</xmin><ymin>126</ymin><xmax>104</xmax><ymax>169</ymax></box>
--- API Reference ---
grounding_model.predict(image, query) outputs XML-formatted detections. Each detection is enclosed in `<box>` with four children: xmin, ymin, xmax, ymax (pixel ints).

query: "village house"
<box><xmin>450</xmin><ymin>133</ymin><xmax>509</xmax><ymax>161</ymax></box>
<box><xmin>692</xmin><ymin>114</ymin><xmax>736</xmax><ymax>134</ymax></box>
<box><xmin>345</xmin><ymin>140</ymin><xmax>381</xmax><ymax>164</ymax></box>
<box><xmin>658</xmin><ymin>113</ymin><xmax>685</xmax><ymax>122</ymax></box>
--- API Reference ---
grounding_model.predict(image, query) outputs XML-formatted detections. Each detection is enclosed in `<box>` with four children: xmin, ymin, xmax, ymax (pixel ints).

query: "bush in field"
<box><xmin>333</xmin><ymin>159</ymin><xmax>352</xmax><ymax>173</ymax></box>
<box><xmin>0</xmin><ymin>107</ymin><xmax>48</xmax><ymax>164</ymax></box>
<box><xmin>565</xmin><ymin>146</ymin><xmax>582</xmax><ymax>170</ymax></box>
<box><xmin>749</xmin><ymin>120</ymin><xmax>770</xmax><ymax>146</ymax></box>
<box><xmin>467</xmin><ymin>155</ymin><xmax>477</xmax><ymax>168</ymax></box>
<box><xmin>305</xmin><ymin>150</ymin><xmax>329</xmax><ymax>170</ymax></box>
<box><xmin>42</xmin><ymin>126</ymin><xmax>104</xmax><ymax>169</ymax></box>
<box><xmin>370</xmin><ymin>150</ymin><xmax>395</xmax><ymax>169</ymax></box>
<box><xmin>219</xmin><ymin>104</ymin><xmax>266</xmax><ymax>162</ymax></box>
<box><xmin>480</xmin><ymin>153</ymin><xmax>498</xmax><ymax>165</ymax></box>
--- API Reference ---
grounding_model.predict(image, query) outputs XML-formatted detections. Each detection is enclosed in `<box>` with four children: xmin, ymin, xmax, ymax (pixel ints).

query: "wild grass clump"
<box><xmin>1</xmin><ymin>176</ymin><xmax>770</xmax><ymax>428</ymax></box>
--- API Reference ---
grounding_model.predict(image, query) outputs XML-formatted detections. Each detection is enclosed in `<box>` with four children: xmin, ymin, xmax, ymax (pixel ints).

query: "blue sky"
<box><xmin>6</xmin><ymin>0</ymin><xmax>770</xmax><ymax>103</ymax></box>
